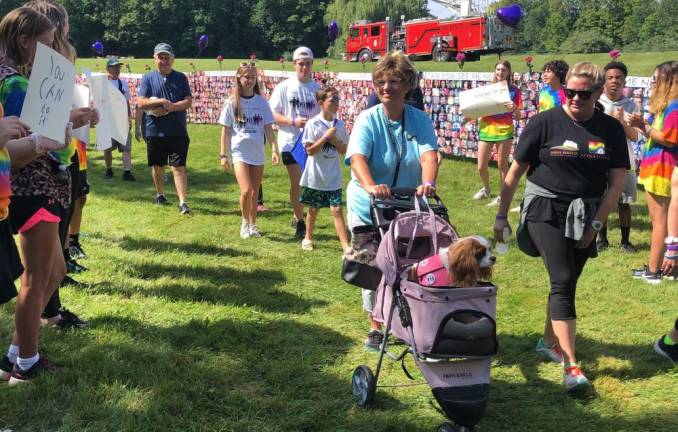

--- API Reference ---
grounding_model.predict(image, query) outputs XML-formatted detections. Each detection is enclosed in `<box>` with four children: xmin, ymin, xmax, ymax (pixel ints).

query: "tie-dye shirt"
<box><xmin>638</xmin><ymin>99</ymin><xmax>678</xmax><ymax>197</ymax></box>
<box><xmin>0</xmin><ymin>104</ymin><xmax>10</xmax><ymax>221</ymax></box>
<box><xmin>537</xmin><ymin>85</ymin><xmax>566</xmax><ymax>113</ymax></box>
<box><xmin>479</xmin><ymin>84</ymin><xmax>522</xmax><ymax>141</ymax></box>
<box><xmin>73</xmin><ymin>137</ymin><xmax>87</xmax><ymax>171</ymax></box>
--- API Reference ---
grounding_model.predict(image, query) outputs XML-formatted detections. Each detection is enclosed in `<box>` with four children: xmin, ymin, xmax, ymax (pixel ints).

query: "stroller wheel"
<box><xmin>351</xmin><ymin>365</ymin><xmax>376</xmax><ymax>407</ymax></box>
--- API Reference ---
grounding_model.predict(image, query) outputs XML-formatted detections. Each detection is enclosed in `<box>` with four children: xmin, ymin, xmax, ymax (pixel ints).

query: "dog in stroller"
<box><xmin>351</xmin><ymin>190</ymin><xmax>498</xmax><ymax>432</ymax></box>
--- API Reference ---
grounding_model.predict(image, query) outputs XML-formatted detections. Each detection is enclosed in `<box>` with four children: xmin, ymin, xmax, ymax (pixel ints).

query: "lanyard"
<box><xmin>383</xmin><ymin>106</ymin><xmax>406</xmax><ymax>188</ymax></box>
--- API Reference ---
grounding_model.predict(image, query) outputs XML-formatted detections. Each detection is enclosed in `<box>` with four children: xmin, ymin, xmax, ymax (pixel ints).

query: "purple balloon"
<box><xmin>198</xmin><ymin>34</ymin><xmax>208</xmax><ymax>52</ymax></box>
<box><xmin>327</xmin><ymin>21</ymin><xmax>339</xmax><ymax>43</ymax></box>
<box><xmin>496</xmin><ymin>4</ymin><xmax>523</xmax><ymax>28</ymax></box>
<box><xmin>91</xmin><ymin>41</ymin><xmax>104</xmax><ymax>56</ymax></box>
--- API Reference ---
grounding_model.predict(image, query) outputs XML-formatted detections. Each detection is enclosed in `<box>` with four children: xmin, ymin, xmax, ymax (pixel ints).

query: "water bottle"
<box><xmin>495</xmin><ymin>227</ymin><xmax>510</xmax><ymax>255</ymax></box>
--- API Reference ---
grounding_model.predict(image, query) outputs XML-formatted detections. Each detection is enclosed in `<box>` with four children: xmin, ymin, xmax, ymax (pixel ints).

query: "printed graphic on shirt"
<box><xmin>289</xmin><ymin>93</ymin><xmax>317</xmax><ymax>117</ymax></box>
<box><xmin>588</xmin><ymin>140</ymin><xmax>605</xmax><ymax>155</ymax></box>
<box><xmin>237</xmin><ymin>113</ymin><xmax>265</xmax><ymax>131</ymax></box>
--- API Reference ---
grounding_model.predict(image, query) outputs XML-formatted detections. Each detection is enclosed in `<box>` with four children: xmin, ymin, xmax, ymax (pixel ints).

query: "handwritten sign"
<box><xmin>20</xmin><ymin>43</ymin><xmax>75</xmax><ymax>143</ymax></box>
<box><xmin>459</xmin><ymin>81</ymin><xmax>511</xmax><ymax>119</ymax></box>
<box><xmin>72</xmin><ymin>84</ymin><xmax>90</xmax><ymax>144</ymax></box>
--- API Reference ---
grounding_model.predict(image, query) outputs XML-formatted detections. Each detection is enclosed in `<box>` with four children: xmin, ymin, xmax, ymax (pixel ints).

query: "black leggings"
<box><xmin>527</xmin><ymin>220</ymin><xmax>592</xmax><ymax>320</ymax></box>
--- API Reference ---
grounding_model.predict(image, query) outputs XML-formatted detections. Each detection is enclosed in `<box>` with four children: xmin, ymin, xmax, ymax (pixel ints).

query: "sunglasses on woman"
<box><xmin>564</xmin><ymin>88</ymin><xmax>594</xmax><ymax>100</ymax></box>
<box><xmin>239</xmin><ymin>62</ymin><xmax>257</xmax><ymax>67</ymax></box>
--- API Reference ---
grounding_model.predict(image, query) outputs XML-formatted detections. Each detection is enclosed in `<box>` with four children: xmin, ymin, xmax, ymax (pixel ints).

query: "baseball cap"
<box><xmin>154</xmin><ymin>43</ymin><xmax>174</xmax><ymax>56</ymax></box>
<box><xmin>293</xmin><ymin>46</ymin><xmax>313</xmax><ymax>62</ymax></box>
<box><xmin>106</xmin><ymin>57</ymin><xmax>121</xmax><ymax>68</ymax></box>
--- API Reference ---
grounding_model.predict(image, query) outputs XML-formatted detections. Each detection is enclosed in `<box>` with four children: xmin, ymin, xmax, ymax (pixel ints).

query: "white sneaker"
<box><xmin>248</xmin><ymin>224</ymin><xmax>261</xmax><ymax>238</ymax></box>
<box><xmin>240</xmin><ymin>220</ymin><xmax>250</xmax><ymax>239</ymax></box>
<box><xmin>563</xmin><ymin>364</ymin><xmax>591</xmax><ymax>392</ymax></box>
<box><xmin>472</xmin><ymin>187</ymin><xmax>490</xmax><ymax>200</ymax></box>
<box><xmin>301</xmin><ymin>239</ymin><xmax>314</xmax><ymax>251</ymax></box>
<box><xmin>487</xmin><ymin>196</ymin><xmax>501</xmax><ymax>207</ymax></box>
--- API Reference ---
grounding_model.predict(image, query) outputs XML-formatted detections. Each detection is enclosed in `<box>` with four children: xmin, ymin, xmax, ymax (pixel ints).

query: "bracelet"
<box><xmin>495</xmin><ymin>214</ymin><xmax>508</xmax><ymax>220</ymax></box>
<box><xmin>667</xmin><ymin>244</ymin><xmax>678</xmax><ymax>252</ymax></box>
<box><xmin>664</xmin><ymin>236</ymin><xmax>678</xmax><ymax>245</ymax></box>
<box><xmin>220</xmin><ymin>154</ymin><xmax>228</xmax><ymax>159</ymax></box>
<box><xmin>423</xmin><ymin>181</ymin><xmax>436</xmax><ymax>188</ymax></box>
<box><xmin>31</xmin><ymin>133</ymin><xmax>45</xmax><ymax>155</ymax></box>
<box><xmin>665</xmin><ymin>252</ymin><xmax>678</xmax><ymax>260</ymax></box>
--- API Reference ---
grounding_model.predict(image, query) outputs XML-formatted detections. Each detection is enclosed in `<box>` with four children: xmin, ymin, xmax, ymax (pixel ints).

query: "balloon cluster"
<box><xmin>496</xmin><ymin>4</ymin><xmax>523</xmax><ymax>28</ymax></box>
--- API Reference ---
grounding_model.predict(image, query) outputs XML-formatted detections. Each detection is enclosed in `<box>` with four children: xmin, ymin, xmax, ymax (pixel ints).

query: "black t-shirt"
<box><xmin>514</xmin><ymin>106</ymin><xmax>630</xmax><ymax>199</ymax></box>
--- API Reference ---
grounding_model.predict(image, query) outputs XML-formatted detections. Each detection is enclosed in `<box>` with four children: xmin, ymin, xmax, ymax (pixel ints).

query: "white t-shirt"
<box><xmin>219</xmin><ymin>94</ymin><xmax>274</xmax><ymax>166</ymax></box>
<box><xmin>300</xmin><ymin>114</ymin><xmax>349</xmax><ymax>191</ymax></box>
<box><xmin>269</xmin><ymin>78</ymin><xmax>321</xmax><ymax>152</ymax></box>
<box><xmin>599</xmin><ymin>93</ymin><xmax>639</xmax><ymax>169</ymax></box>
<box><xmin>109</xmin><ymin>78</ymin><xmax>131</xmax><ymax>100</ymax></box>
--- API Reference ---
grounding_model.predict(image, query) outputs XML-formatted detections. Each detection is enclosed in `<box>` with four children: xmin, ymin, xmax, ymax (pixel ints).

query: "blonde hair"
<box><xmin>0</xmin><ymin>7</ymin><xmax>55</xmax><ymax>77</ymax></box>
<box><xmin>372</xmin><ymin>51</ymin><xmax>417</xmax><ymax>92</ymax></box>
<box><xmin>649</xmin><ymin>61</ymin><xmax>678</xmax><ymax>116</ymax></box>
<box><xmin>232</xmin><ymin>62</ymin><xmax>260</xmax><ymax>124</ymax></box>
<box><xmin>493</xmin><ymin>60</ymin><xmax>513</xmax><ymax>86</ymax></box>
<box><xmin>24</xmin><ymin>0</ymin><xmax>76</xmax><ymax>63</ymax></box>
<box><xmin>565</xmin><ymin>62</ymin><xmax>604</xmax><ymax>91</ymax></box>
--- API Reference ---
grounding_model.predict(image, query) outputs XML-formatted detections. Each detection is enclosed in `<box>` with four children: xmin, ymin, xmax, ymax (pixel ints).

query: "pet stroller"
<box><xmin>351</xmin><ymin>189</ymin><xmax>498</xmax><ymax>432</ymax></box>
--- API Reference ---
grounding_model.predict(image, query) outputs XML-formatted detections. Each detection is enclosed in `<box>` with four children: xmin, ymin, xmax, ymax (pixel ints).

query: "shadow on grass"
<box><xmin>93</xmin><ymin>234</ymin><xmax>251</xmax><ymax>258</ymax></box>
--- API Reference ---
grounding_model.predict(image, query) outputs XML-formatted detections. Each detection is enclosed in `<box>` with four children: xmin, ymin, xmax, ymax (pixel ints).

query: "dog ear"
<box><xmin>449</xmin><ymin>239</ymin><xmax>480</xmax><ymax>287</ymax></box>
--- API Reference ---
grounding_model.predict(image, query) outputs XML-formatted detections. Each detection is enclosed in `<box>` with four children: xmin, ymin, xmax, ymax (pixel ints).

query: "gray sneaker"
<box><xmin>364</xmin><ymin>330</ymin><xmax>384</xmax><ymax>352</ymax></box>
<box><xmin>179</xmin><ymin>203</ymin><xmax>192</xmax><ymax>215</ymax></box>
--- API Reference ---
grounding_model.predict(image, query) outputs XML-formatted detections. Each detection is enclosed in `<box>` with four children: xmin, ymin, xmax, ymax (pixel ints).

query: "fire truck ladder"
<box><xmin>429</xmin><ymin>0</ymin><xmax>492</xmax><ymax>17</ymax></box>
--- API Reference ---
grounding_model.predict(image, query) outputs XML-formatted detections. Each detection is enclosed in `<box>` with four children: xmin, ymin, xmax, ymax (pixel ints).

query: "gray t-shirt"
<box><xmin>300</xmin><ymin>114</ymin><xmax>349</xmax><ymax>191</ymax></box>
<box><xmin>599</xmin><ymin>93</ymin><xmax>639</xmax><ymax>168</ymax></box>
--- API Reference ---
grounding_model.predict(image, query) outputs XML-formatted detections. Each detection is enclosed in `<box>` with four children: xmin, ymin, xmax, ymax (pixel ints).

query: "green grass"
<box><xmin>76</xmin><ymin>51</ymin><xmax>678</xmax><ymax>76</ymax></box>
<box><xmin>1</xmin><ymin>124</ymin><xmax>677</xmax><ymax>431</ymax></box>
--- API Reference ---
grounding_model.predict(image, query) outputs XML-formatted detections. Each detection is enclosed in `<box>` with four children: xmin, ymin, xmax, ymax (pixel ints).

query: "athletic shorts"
<box><xmin>108</xmin><ymin>134</ymin><xmax>132</xmax><ymax>152</ymax></box>
<box><xmin>281</xmin><ymin>151</ymin><xmax>297</xmax><ymax>166</ymax></box>
<box><xmin>300</xmin><ymin>187</ymin><xmax>342</xmax><ymax>208</ymax></box>
<box><xmin>147</xmin><ymin>136</ymin><xmax>190</xmax><ymax>167</ymax></box>
<box><xmin>619</xmin><ymin>171</ymin><xmax>637</xmax><ymax>204</ymax></box>
<box><xmin>8</xmin><ymin>195</ymin><xmax>61</xmax><ymax>235</ymax></box>
<box><xmin>0</xmin><ymin>218</ymin><xmax>22</xmax><ymax>305</ymax></box>
<box><xmin>69</xmin><ymin>163</ymin><xmax>89</xmax><ymax>199</ymax></box>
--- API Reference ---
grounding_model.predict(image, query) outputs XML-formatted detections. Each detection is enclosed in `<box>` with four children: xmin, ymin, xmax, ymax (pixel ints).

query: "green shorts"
<box><xmin>300</xmin><ymin>187</ymin><xmax>342</xmax><ymax>208</ymax></box>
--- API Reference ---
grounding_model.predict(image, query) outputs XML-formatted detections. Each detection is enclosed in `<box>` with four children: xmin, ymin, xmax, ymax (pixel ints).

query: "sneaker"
<box><xmin>301</xmin><ymin>239</ymin><xmax>314</xmax><ymax>251</ymax></box>
<box><xmin>632</xmin><ymin>265</ymin><xmax>648</xmax><ymax>278</ymax></box>
<box><xmin>654</xmin><ymin>335</ymin><xmax>678</xmax><ymax>365</ymax></box>
<box><xmin>248</xmin><ymin>224</ymin><xmax>261</xmax><ymax>238</ymax></box>
<box><xmin>122</xmin><ymin>171</ymin><xmax>136</xmax><ymax>182</ymax></box>
<box><xmin>596</xmin><ymin>238</ymin><xmax>609</xmax><ymax>252</ymax></box>
<box><xmin>0</xmin><ymin>355</ymin><xmax>14</xmax><ymax>381</ymax></box>
<box><xmin>257</xmin><ymin>204</ymin><xmax>269</xmax><ymax>212</ymax></box>
<box><xmin>641</xmin><ymin>269</ymin><xmax>662</xmax><ymax>285</ymax></box>
<box><xmin>563</xmin><ymin>364</ymin><xmax>591</xmax><ymax>392</ymax></box>
<box><xmin>69</xmin><ymin>243</ymin><xmax>86</xmax><ymax>260</ymax></box>
<box><xmin>104</xmin><ymin>168</ymin><xmax>113</xmax><ymax>179</ymax></box>
<box><xmin>54</xmin><ymin>307</ymin><xmax>88</xmax><ymax>329</ymax></box>
<box><xmin>364</xmin><ymin>330</ymin><xmax>384</xmax><ymax>352</ymax></box>
<box><xmin>61</xmin><ymin>275</ymin><xmax>82</xmax><ymax>287</ymax></box>
<box><xmin>487</xmin><ymin>196</ymin><xmax>501</xmax><ymax>207</ymax></box>
<box><xmin>472</xmin><ymin>187</ymin><xmax>490</xmax><ymax>200</ymax></box>
<box><xmin>179</xmin><ymin>203</ymin><xmax>192</xmax><ymax>215</ymax></box>
<box><xmin>294</xmin><ymin>219</ymin><xmax>307</xmax><ymax>239</ymax></box>
<box><xmin>66</xmin><ymin>259</ymin><xmax>88</xmax><ymax>274</ymax></box>
<box><xmin>535</xmin><ymin>337</ymin><xmax>564</xmax><ymax>363</ymax></box>
<box><xmin>8</xmin><ymin>356</ymin><xmax>57</xmax><ymax>385</ymax></box>
<box><xmin>155</xmin><ymin>194</ymin><xmax>168</xmax><ymax>205</ymax></box>
<box><xmin>620</xmin><ymin>242</ymin><xmax>637</xmax><ymax>253</ymax></box>
<box><xmin>240</xmin><ymin>220</ymin><xmax>250</xmax><ymax>239</ymax></box>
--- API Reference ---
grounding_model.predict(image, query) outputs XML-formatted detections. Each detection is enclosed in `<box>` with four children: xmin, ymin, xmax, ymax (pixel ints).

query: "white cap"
<box><xmin>293</xmin><ymin>46</ymin><xmax>313</xmax><ymax>61</ymax></box>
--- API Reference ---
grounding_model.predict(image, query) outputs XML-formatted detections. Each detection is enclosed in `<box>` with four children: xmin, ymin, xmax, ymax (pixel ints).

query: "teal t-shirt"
<box><xmin>345</xmin><ymin>104</ymin><xmax>437</xmax><ymax>224</ymax></box>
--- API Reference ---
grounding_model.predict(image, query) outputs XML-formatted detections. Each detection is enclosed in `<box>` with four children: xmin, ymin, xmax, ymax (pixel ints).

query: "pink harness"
<box><xmin>415</xmin><ymin>253</ymin><xmax>451</xmax><ymax>287</ymax></box>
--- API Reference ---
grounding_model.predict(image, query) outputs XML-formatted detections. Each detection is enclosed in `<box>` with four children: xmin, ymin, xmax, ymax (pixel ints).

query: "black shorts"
<box><xmin>281</xmin><ymin>151</ymin><xmax>298</xmax><ymax>166</ymax></box>
<box><xmin>8</xmin><ymin>195</ymin><xmax>62</xmax><ymax>235</ymax></box>
<box><xmin>147</xmin><ymin>136</ymin><xmax>190</xmax><ymax>167</ymax></box>
<box><xmin>0</xmin><ymin>218</ymin><xmax>22</xmax><ymax>304</ymax></box>
<box><xmin>69</xmin><ymin>163</ymin><xmax>89</xmax><ymax>199</ymax></box>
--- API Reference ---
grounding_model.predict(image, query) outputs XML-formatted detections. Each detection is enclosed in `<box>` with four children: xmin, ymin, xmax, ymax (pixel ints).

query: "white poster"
<box><xmin>87</xmin><ymin>71</ymin><xmax>128</xmax><ymax>150</ymax></box>
<box><xmin>20</xmin><ymin>42</ymin><xmax>75</xmax><ymax>143</ymax></box>
<box><xmin>459</xmin><ymin>81</ymin><xmax>511</xmax><ymax>119</ymax></box>
<box><xmin>72</xmin><ymin>84</ymin><xmax>90</xmax><ymax>144</ymax></box>
<box><xmin>107</xmin><ymin>82</ymin><xmax>129</xmax><ymax>144</ymax></box>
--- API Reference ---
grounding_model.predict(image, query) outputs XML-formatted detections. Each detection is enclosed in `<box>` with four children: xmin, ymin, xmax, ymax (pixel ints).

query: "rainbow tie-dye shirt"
<box><xmin>479</xmin><ymin>84</ymin><xmax>522</xmax><ymax>141</ymax></box>
<box><xmin>74</xmin><ymin>137</ymin><xmax>87</xmax><ymax>171</ymax></box>
<box><xmin>639</xmin><ymin>99</ymin><xmax>678</xmax><ymax>197</ymax></box>
<box><xmin>0</xmin><ymin>104</ymin><xmax>10</xmax><ymax>221</ymax></box>
<box><xmin>537</xmin><ymin>85</ymin><xmax>566</xmax><ymax>113</ymax></box>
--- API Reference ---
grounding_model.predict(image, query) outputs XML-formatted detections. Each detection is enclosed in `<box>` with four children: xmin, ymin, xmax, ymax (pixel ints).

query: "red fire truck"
<box><xmin>345</xmin><ymin>15</ymin><xmax>514</xmax><ymax>62</ymax></box>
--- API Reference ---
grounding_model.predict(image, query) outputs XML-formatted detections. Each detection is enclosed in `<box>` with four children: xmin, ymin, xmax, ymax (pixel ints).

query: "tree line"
<box><xmin>0</xmin><ymin>0</ymin><xmax>674</xmax><ymax>59</ymax></box>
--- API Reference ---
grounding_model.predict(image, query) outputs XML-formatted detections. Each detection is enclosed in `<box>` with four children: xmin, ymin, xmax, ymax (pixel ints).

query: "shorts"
<box><xmin>147</xmin><ymin>136</ymin><xmax>190</xmax><ymax>167</ymax></box>
<box><xmin>108</xmin><ymin>134</ymin><xmax>132</xmax><ymax>152</ymax></box>
<box><xmin>348</xmin><ymin>211</ymin><xmax>379</xmax><ymax>314</ymax></box>
<box><xmin>300</xmin><ymin>187</ymin><xmax>342</xmax><ymax>208</ymax></box>
<box><xmin>69</xmin><ymin>163</ymin><xmax>89</xmax><ymax>199</ymax></box>
<box><xmin>0</xmin><ymin>218</ymin><xmax>22</xmax><ymax>305</ymax></box>
<box><xmin>8</xmin><ymin>195</ymin><xmax>61</xmax><ymax>235</ymax></box>
<box><xmin>281</xmin><ymin>151</ymin><xmax>297</xmax><ymax>166</ymax></box>
<box><xmin>619</xmin><ymin>171</ymin><xmax>637</xmax><ymax>204</ymax></box>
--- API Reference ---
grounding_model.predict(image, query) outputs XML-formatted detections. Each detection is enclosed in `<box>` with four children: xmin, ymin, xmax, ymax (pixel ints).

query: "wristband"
<box><xmin>665</xmin><ymin>236</ymin><xmax>678</xmax><ymax>245</ymax></box>
<box><xmin>423</xmin><ymin>181</ymin><xmax>436</xmax><ymax>188</ymax></box>
<box><xmin>495</xmin><ymin>214</ymin><xmax>507</xmax><ymax>220</ymax></box>
<box><xmin>667</xmin><ymin>244</ymin><xmax>678</xmax><ymax>252</ymax></box>
<box><xmin>31</xmin><ymin>133</ymin><xmax>45</xmax><ymax>155</ymax></box>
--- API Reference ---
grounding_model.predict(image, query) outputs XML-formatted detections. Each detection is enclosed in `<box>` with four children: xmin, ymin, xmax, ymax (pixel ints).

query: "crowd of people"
<box><xmin>0</xmin><ymin>1</ymin><xmax>675</xmax><ymax>398</ymax></box>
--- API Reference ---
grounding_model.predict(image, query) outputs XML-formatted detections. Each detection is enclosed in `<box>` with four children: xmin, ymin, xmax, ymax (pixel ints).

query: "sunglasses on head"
<box><xmin>564</xmin><ymin>88</ymin><xmax>594</xmax><ymax>100</ymax></box>
<box><xmin>240</xmin><ymin>62</ymin><xmax>256</xmax><ymax>67</ymax></box>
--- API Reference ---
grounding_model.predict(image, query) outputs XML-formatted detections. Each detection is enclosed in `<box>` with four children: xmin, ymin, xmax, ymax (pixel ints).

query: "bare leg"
<box><xmin>496</xmin><ymin>139</ymin><xmax>512</xmax><ymax>185</ymax></box>
<box><xmin>331</xmin><ymin>206</ymin><xmax>350</xmax><ymax>250</ymax></box>
<box><xmin>68</xmin><ymin>196</ymin><xmax>86</xmax><ymax>236</ymax></box>
<box><xmin>285</xmin><ymin>163</ymin><xmax>304</xmax><ymax>221</ymax></box>
<box><xmin>646</xmin><ymin>191</ymin><xmax>670</xmax><ymax>272</ymax></box>
<box><xmin>151</xmin><ymin>166</ymin><xmax>165</xmax><ymax>195</ymax></box>
<box><xmin>552</xmin><ymin>319</ymin><xmax>577</xmax><ymax>364</ymax></box>
<box><xmin>248</xmin><ymin>165</ymin><xmax>264</xmax><ymax>225</ymax></box>
<box><xmin>171</xmin><ymin>166</ymin><xmax>188</xmax><ymax>204</ymax></box>
<box><xmin>103</xmin><ymin>149</ymin><xmax>113</xmax><ymax>169</ymax></box>
<box><xmin>304</xmin><ymin>208</ymin><xmax>320</xmax><ymax>242</ymax></box>
<box><xmin>122</xmin><ymin>151</ymin><xmax>132</xmax><ymax>171</ymax></box>
<box><xmin>476</xmin><ymin>141</ymin><xmax>493</xmax><ymax>191</ymax></box>
<box><xmin>233</xmin><ymin>163</ymin><xmax>256</xmax><ymax>224</ymax></box>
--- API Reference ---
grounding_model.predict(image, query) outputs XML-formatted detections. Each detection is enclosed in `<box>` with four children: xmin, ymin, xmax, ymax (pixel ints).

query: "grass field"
<box><xmin>76</xmin><ymin>51</ymin><xmax>678</xmax><ymax>77</ymax></box>
<box><xmin>0</xmin><ymin>124</ymin><xmax>676</xmax><ymax>431</ymax></box>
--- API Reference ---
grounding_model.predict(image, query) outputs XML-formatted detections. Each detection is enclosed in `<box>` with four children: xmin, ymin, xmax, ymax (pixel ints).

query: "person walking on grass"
<box><xmin>219</xmin><ymin>62</ymin><xmax>277</xmax><ymax>239</ymax></box>
<box><xmin>137</xmin><ymin>43</ymin><xmax>193</xmax><ymax>215</ymax></box>
<box><xmin>299</xmin><ymin>86</ymin><xmax>350</xmax><ymax>252</ymax></box>
<box><xmin>269</xmin><ymin>46</ymin><xmax>320</xmax><ymax>239</ymax></box>
<box><xmin>103</xmin><ymin>57</ymin><xmax>135</xmax><ymax>182</ymax></box>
